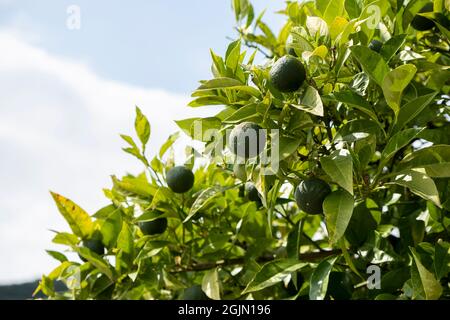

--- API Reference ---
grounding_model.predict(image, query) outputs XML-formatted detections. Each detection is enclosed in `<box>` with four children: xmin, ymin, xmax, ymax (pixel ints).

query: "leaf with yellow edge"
<box><xmin>50</xmin><ymin>192</ymin><xmax>93</xmax><ymax>238</ymax></box>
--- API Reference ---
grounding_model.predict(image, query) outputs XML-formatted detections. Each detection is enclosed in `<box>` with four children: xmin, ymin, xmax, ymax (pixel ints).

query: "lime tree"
<box><xmin>38</xmin><ymin>0</ymin><xmax>449</xmax><ymax>300</ymax></box>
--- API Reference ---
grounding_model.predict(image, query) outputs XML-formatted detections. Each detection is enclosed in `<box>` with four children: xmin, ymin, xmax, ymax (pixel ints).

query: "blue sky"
<box><xmin>0</xmin><ymin>0</ymin><xmax>284</xmax><ymax>92</ymax></box>
<box><xmin>0</xmin><ymin>1</ymin><xmax>284</xmax><ymax>284</ymax></box>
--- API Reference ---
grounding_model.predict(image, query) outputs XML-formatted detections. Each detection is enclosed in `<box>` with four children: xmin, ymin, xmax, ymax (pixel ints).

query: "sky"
<box><xmin>0</xmin><ymin>1</ymin><xmax>284</xmax><ymax>284</ymax></box>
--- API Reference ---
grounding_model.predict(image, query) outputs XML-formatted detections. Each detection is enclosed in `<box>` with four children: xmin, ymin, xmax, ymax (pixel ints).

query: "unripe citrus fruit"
<box><xmin>270</xmin><ymin>55</ymin><xmax>306</xmax><ymax>93</ymax></box>
<box><xmin>139</xmin><ymin>211</ymin><xmax>168</xmax><ymax>235</ymax></box>
<box><xmin>294</xmin><ymin>178</ymin><xmax>331</xmax><ymax>215</ymax></box>
<box><xmin>166</xmin><ymin>166</ymin><xmax>195</xmax><ymax>193</ymax></box>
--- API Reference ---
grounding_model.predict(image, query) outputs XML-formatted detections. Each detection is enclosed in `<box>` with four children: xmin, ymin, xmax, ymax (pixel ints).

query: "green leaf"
<box><xmin>45</xmin><ymin>250</ymin><xmax>68</xmax><ymax>263</ymax></box>
<box><xmin>159</xmin><ymin>132</ymin><xmax>180</xmax><ymax>158</ymax></box>
<box><xmin>277</xmin><ymin>135</ymin><xmax>302</xmax><ymax>161</ymax></box>
<box><xmin>52</xmin><ymin>232</ymin><xmax>79</xmax><ymax>246</ymax></box>
<box><xmin>135</xmin><ymin>210</ymin><xmax>170</xmax><ymax>222</ymax></box>
<box><xmin>135</xmin><ymin>106</ymin><xmax>151</xmax><ymax>147</ymax></box>
<box><xmin>350</xmin><ymin>45</ymin><xmax>389</xmax><ymax>87</ymax></box>
<box><xmin>286</xmin><ymin>221</ymin><xmax>303</xmax><ymax>260</ymax></box>
<box><xmin>175</xmin><ymin>118</ymin><xmax>200</xmax><ymax>136</ymax></box>
<box><xmin>225</xmin><ymin>40</ymin><xmax>241</xmax><ymax>74</ymax></box>
<box><xmin>320</xmin><ymin>0</ymin><xmax>345</xmax><ymax>25</ymax></box>
<box><xmin>184</xmin><ymin>186</ymin><xmax>225</xmax><ymax>222</ymax></box>
<box><xmin>382</xmin><ymin>64</ymin><xmax>417</xmax><ymax>115</ymax></box>
<box><xmin>37</xmin><ymin>275</ymin><xmax>54</xmax><ymax>297</ymax></box>
<box><xmin>408</xmin><ymin>163</ymin><xmax>450</xmax><ymax>178</ymax></box>
<box><xmin>400</xmin><ymin>145</ymin><xmax>450</xmax><ymax>177</ymax></box>
<box><xmin>336</xmin><ymin>119</ymin><xmax>384</xmax><ymax>142</ymax></box>
<box><xmin>223</xmin><ymin>103</ymin><xmax>258</xmax><ymax>123</ymax></box>
<box><xmin>196</xmin><ymin>78</ymin><xmax>261</xmax><ymax>97</ymax></box>
<box><xmin>388</xmin><ymin>168</ymin><xmax>441</xmax><ymax>207</ymax></box>
<box><xmin>175</xmin><ymin>117</ymin><xmax>222</xmax><ymax>141</ymax></box>
<box><xmin>291</xmin><ymin>86</ymin><xmax>324</xmax><ymax>117</ymax></box>
<box><xmin>320</xmin><ymin>149</ymin><xmax>353</xmax><ymax>195</ymax></box>
<box><xmin>434</xmin><ymin>241</ymin><xmax>450</xmax><ymax>280</ymax></box>
<box><xmin>380</xmin><ymin>34</ymin><xmax>407</xmax><ymax>62</ymax></box>
<box><xmin>120</xmin><ymin>134</ymin><xmax>147</xmax><ymax>165</ymax></box>
<box><xmin>434</xmin><ymin>17</ymin><xmax>450</xmax><ymax>41</ymax></box>
<box><xmin>197</xmin><ymin>77</ymin><xmax>243</xmax><ymax>89</ymax></box>
<box><xmin>344</xmin><ymin>0</ymin><xmax>362</xmax><ymax>18</ymax></box>
<box><xmin>112</xmin><ymin>175</ymin><xmax>153</xmax><ymax>198</ymax></box>
<box><xmin>135</xmin><ymin>240</ymin><xmax>171</xmax><ymax>261</ymax></box>
<box><xmin>116</xmin><ymin>222</ymin><xmax>135</xmax><ymax>270</ymax></box>
<box><xmin>210</xmin><ymin>49</ymin><xmax>226</xmax><ymax>77</ymax></box>
<box><xmin>331</xmin><ymin>91</ymin><xmax>378</xmax><ymax>122</ymax></box>
<box><xmin>50</xmin><ymin>192</ymin><xmax>93</xmax><ymax>238</ymax></box>
<box><xmin>323</xmin><ymin>190</ymin><xmax>355</xmax><ymax>244</ymax></box>
<box><xmin>242</xmin><ymin>259</ymin><xmax>306</xmax><ymax>294</ymax></box>
<box><xmin>309</xmin><ymin>256</ymin><xmax>339</xmax><ymax>300</ymax></box>
<box><xmin>381</xmin><ymin>128</ymin><xmax>424</xmax><ymax>166</ymax></box>
<box><xmin>47</xmin><ymin>261</ymin><xmax>72</xmax><ymax>280</ymax></box>
<box><xmin>202</xmin><ymin>268</ymin><xmax>221</xmax><ymax>300</ymax></box>
<box><xmin>394</xmin><ymin>92</ymin><xmax>437</xmax><ymax>133</ymax></box>
<box><xmin>97</xmin><ymin>205</ymin><xmax>123</xmax><ymax>248</ymax></box>
<box><xmin>410</xmin><ymin>247</ymin><xmax>443</xmax><ymax>300</ymax></box>
<box><xmin>402</xmin><ymin>0</ymin><xmax>430</xmax><ymax>30</ymax></box>
<box><xmin>188</xmin><ymin>96</ymin><xmax>229</xmax><ymax>107</ymax></box>
<box><xmin>75</xmin><ymin>247</ymin><xmax>115</xmax><ymax>280</ymax></box>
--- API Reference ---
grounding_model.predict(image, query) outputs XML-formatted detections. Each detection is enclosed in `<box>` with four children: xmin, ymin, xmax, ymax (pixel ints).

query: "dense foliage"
<box><xmin>37</xmin><ymin>0</ymin><xmax>450</xmax><ymax>300</ymax></box>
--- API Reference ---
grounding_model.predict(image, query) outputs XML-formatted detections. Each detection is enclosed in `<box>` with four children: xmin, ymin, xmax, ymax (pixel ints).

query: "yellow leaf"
<box><xmin>312</xmin><ymin>45</ymin><xmax>328</xmax><ymax>59</ymax></box>
<box><xmin>330</xmin><ymin>16</ymin><xmax>348</xmax><ymax>40</ymax></box>
<box><xmin>50</xmin><ymin>192</ymin><xmax>93</xmax><ymax>238</ymax></box>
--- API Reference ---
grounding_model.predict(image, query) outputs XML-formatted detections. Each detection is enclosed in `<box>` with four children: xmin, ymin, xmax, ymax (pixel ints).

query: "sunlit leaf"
<box><xmin>50</xmin><ymin>192</ymin><xmax>93</xmax><ymax>238</ymax></box>
<box><xmin>323</xmin><ymin>190</ymin><xmax>354</xmax><ymax>244</ymax></box>
<box><xmin>242</xmin><ymin>259</ymin><xmax>307</xmax><ymax>294</ymax></box>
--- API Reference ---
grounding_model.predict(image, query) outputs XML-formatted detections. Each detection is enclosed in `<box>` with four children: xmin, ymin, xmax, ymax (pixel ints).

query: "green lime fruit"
<box><xmin>368</xmin><ymin>39</ymin><xmax>383</xmax><ymax>53</ymax></box>
<box><xmin>411</xmin><ymin>3</ymin><xmax>435</xmax><ymax>31</ymax></box>
<box><xmin>229</xmin><ymin>122</ymin><xmax>266</xmax><ymax>160</ymax></box>
<box><xmin>79</xmin><ymin>238</ymin><xmax>105</xmax><ymax>262</ymax></box>
<box><xmin>139</xmin><ymin>211</ymin><xmax>168</xmax><ymax>235</ymax></box>
<box><xmin>269</xmin><ymin>55</ymin><xmax>306</xmax><ymax>93</ymax></box>
<box><xmin>294</xmin><ymin>178</ymin><xmax>331</xmax><ymax>215</ymax></box>
<box><xmin>246</xmin><ymin>183</ymin><xmax>261</xmax><ymax>203</ymax></box>
<box><xmin>182</xmin><ymin>285</ymin><xmax>209</xmax><ymax>300</ymax></box>
<box><xmin>166</xmin><ymin>166</ymin><xmax>195</xmax><ymax>193</ymax></box>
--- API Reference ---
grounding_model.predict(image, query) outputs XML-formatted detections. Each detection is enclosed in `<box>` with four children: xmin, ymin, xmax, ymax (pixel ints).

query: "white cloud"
<box><xmin>0</xmin><ymin>31</ymin><xmax>216</xmax><ymax>284</ymax></box>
